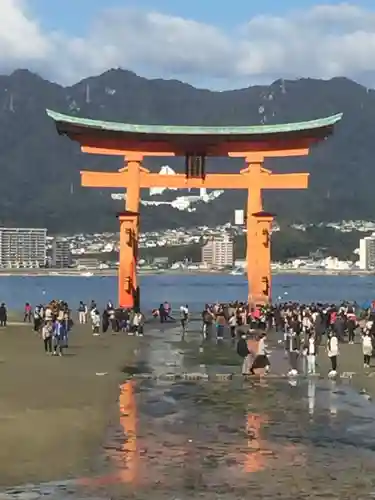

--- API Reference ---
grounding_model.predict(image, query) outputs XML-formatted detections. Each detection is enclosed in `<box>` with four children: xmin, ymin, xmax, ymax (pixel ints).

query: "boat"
<box><xmin>230</xmin><ymin>268</ymin><xmax>244</xmax><ymax>276</ymax></box>
<box><xmin>80</xmin><ymin>272</ymin><xmax>94</xmax><ymax>277</ymax></box>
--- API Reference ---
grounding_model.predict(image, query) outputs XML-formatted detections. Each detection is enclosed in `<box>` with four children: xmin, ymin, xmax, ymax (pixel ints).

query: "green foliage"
<box><xmin>0</xmin><ymin>70</ymin><xmax>373</xmax><ymax>231</ymax></box>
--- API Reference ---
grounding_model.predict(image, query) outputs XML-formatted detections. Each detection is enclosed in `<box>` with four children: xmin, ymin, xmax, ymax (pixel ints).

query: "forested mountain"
<box><xmin>0</xmin><ymin>68</ymin><xmax>373</xmax><ymax>233</ymax></box>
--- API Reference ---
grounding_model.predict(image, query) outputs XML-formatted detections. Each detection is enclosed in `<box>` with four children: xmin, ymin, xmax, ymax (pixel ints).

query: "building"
<box><xmin>359</xmin><ymin>234</ymin><xmax>375</xmax><ymax>269</ymax></box>
<box><xmin>0</xmin><ymin>227</ymin><xmax>47</xmax><ymax>268</ymax></box>
<box><xmin>201</xmin><ymin>234</ymin><xmax>234</xmax><ymax>267</ymax></box>
<box><xmin>75</xmin><ymin>257</ymin><xmax>101</xmax><ymax>270</ymax></box>
<box><xmin>52</xmin><ymin>238</ymin><xmax>72</xmax><ymax>268</ymax></box>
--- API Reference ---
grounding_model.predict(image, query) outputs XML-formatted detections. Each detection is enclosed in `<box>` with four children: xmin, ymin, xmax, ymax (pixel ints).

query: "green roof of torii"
<box><xmin>46</xmin><ymin>109</ymin><xmax>343</xmax><ymax>136</ymax></box>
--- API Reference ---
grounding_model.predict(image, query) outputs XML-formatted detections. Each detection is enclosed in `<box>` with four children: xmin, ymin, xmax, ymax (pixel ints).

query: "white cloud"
<box><xmin>1</xmin><ymin>1</ymin><xmax>375</xmax><ymax>88</ymax></box>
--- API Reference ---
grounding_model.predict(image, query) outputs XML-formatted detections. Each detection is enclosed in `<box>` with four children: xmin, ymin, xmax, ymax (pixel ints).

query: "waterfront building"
<box><xmin>359</xmin><ymin>234</ymin><xmax>375</xmax><ymax>269</ymax></box>
<box><xmin>0</xmin><ymin>227</ymin><xmax>47</xmax><ymax>268</ymax></box>
<box><xmin>52</xmin><ymin>238</ymin><xmax>72</xmax><ymax>268</ymax></box>
<box><xmin>75</xmin><ymin>257</ymin><xmax>101</xmax><ymax>270</ymax></box>
<box><xmin>201</xmin><ymin>234</ymin><xmax>234</xmax><ymax>267</ymax></box>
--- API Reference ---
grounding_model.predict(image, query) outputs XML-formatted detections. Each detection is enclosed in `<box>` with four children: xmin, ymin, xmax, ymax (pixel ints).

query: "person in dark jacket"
<box><xmin>314</xmin><ymin>311</ymin><xmax>325</xmax><ymax>346</ymax></box>
<box><xmin>287</xmin><ymin>331</ymin><xmax>301</xmax><ymax>376</ymax></box>
<box><xmin>237</xmin><ymin>334</ymin><xmax>251</xmax><ymax>375</ymax></box>
<box><xmin>0</xmin><ymin>303</ymin><xmax>7</xmax><ymax>327</ymax></box>
<box><xmin>333</xmin><ymin>314</ymin><xmax>346</xmax><ymax>342</ymax></box>
<box><xmin>102</xmin><ymin>309</ymin><xmax>109</xmax><ymax>333</ymax></box>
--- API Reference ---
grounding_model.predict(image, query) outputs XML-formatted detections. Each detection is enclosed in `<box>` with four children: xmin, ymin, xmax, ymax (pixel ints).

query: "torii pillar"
<box><xmin>116</xmin><ymin>153</ymin><xmax>143</xmax><ymax>309</ymax></box>
<box><xmin>229</xmin><ymin>153</ymin><xmax>277</xmax><ymax>305</ymax></box>
<box><xmin>250</xmin><ymin>211</ymin><xmax>274</xmax><ymax>304</ymax></box>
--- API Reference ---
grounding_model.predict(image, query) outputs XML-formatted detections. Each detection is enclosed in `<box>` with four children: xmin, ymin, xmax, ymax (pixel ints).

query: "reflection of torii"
<box><xmin>245</xmin><ymin>413</ymin><xmax>267</xmax><ymax>473</ymax></box>
<box><xmin>116</xmin><ymin>380</ymin><xmax>138</xmax><ymax>483</ymax></box>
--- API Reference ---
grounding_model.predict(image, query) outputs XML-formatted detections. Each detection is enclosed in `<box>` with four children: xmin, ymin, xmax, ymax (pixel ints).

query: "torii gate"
<box><xmin>47</xmin><ymin>110</ymin><xmax>342</xmax><ymax>308</ymax></box>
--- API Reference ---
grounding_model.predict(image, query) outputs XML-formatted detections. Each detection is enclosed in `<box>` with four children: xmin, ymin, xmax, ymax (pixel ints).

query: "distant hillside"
<box><xmin>0</xmin><ymin>68</ymin><xmax>374</xmax><ymax>233</ymax></box>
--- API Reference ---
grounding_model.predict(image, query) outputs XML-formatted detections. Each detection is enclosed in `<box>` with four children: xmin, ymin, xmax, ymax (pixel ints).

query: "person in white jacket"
<box><xmin>362</xmin><ymin>332</ymin><xmax>372</xmax><ymax>368</ymax></box>
<box><xmin>327</xmin><ymin>332</ymin><xmax>339</xmax><ymax>377</ymax></box>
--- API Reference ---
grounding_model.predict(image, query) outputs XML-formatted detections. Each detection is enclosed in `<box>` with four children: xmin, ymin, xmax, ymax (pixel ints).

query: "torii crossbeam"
<box><xmin>47</xmin><ymin>109</ymin><xmax>342</xmax><ymax>308</ymax></box>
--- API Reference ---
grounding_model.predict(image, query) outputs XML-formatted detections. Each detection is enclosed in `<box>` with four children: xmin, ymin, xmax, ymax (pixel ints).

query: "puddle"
<box><xmin>3</xmin><ymin>325</ymin><xmax>375</xmax><ymax>498</ymax></box>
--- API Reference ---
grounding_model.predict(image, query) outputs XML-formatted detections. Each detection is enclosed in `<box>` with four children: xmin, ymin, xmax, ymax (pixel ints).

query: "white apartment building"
<box><xmin>201</xmin><ymin>234</ymin><xmax>234</xmax><ymax>267</ymax></box>
<box><xmin>359</xmin><ymin>234</ymin><xmax>375</xmax><ymax>270</ymax></box>
<box><xmin>0</xmin><ymin>227</ymin><xmax>47</xmax><ymax>268</ymax></box>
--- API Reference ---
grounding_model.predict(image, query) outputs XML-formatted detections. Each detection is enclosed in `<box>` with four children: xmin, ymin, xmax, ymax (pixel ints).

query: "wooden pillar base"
<box><xmin>249</xmin><ymin>211</ymin><xmax>274</xmax><ymax>305</ymax></box>
<box><xmin>117</xmin><ymin>211</ymin><xmax>139</xmax><ymax>309</ymax></box>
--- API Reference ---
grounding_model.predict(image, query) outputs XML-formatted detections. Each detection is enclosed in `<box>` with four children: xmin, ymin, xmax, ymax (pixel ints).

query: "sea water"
<box><xmin>0</xmin><ymin>273</ymin><xmax>373</xmax><ymax>311</ymax></box>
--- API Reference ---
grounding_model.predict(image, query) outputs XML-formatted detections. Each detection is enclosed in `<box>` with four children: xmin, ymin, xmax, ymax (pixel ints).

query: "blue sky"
<box><xmin>31</xmin><ymin>0</ymin><xmax>374</xmax><ymax>34</ymax></box>
<box><xmin>2</xmin><ymin>1</ymin><xmax>375</xmax><ymax>87</ymax></box>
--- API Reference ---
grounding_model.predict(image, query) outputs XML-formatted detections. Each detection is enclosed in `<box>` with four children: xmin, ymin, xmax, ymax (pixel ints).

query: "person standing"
<box><xmin>250</xmin><ymin>332</ymin><xmax>271</xmax><ymax>375</ymax></box>
<box><xmin>362</xmin><ymin>332</ymin><xmax>372</xmax><ymax>368</ymax></box>
<box><xmin>304</xmin><ymin>331</ymin><xmax>317</xmax><ymax>375</ymax></box>
<box><xmin>229</xmin><ymin>313</ymin><xmax>237</xmax><ymax>341</ymax></box>
<box><xmin>33</xmin><ymin>306</ymin><xmax>42</xmax><ymax>332</ymax></box>
<box><xmin>42</xmin><ymin>320</ymin><xmax>53</xmax><ymax>354</ymax></box>
<box><xmin>180</xmin><ymin>304</ymin><xmax>189</xmax><ymax>338</ymax></box>
<box><xmin>78</xmin><ymin>301</ymin><xmax>87</xmax><ymax>324</ymax></box>
<box><xmin>52</xmin><ymin>320</ymin><xmax>64</xmax><ymax>356</ymax></box>
<box><xmin>201</xmin><ymin>305</ymin><xmax>214</xmax><ymax>339</ymax></box>
<box><xmin>346</xmin><ymin>309</ymin><xmax>357</xmax><ymax>344</ymax></box>
<box><xmin>0</xmin><ymin>303</ymin><xmax>7</xmax><ymax>327</ymax></box>
<box><xmin>91</xmin><ymin>308</ymin><xmax>101</xmax><ymax>336</ymax></box>
<box><xmin>287</xmin><ymin>330</ymin><xmax>301</xmax><ymax>376</ymax></box>
<box><xmin>133</xmin><ymin>310</ymin><xmax>144</xmax><ymax>336</ymax></box>
<box><xmin>215</xmin><ymin>310</ymin><xmax>226</xmax><ymax>341</ymax></box>
<box><xmin>24</xmin><ymin>303</ymin><xmax>32</xmax><ymax>322</ymax></box>
<box><xmin>237</xmin><ymin>333</ymin><xmax>252</xmax><ymax>375</ymax></box>
<box><xmin>327</xmin><ymin>332</ymin><xmax>339</xmax><ymax>377</ymax></box>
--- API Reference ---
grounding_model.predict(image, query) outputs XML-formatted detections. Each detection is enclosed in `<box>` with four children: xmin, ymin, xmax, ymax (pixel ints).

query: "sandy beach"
<box><xmin>0</xmin><ymin>323</ymin><xmax>140</xmax><ymax>487</ymax></box>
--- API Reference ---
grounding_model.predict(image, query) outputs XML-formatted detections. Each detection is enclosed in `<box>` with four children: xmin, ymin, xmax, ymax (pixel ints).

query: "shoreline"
<box><xmin>0</xmin><ymin>269</ymin><xmax>373</xmax><ymax>277</ymax></box>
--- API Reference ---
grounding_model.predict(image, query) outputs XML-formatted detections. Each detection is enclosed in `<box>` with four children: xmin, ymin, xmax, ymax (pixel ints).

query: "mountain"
<box><xmin>0</xmin><ymin>68</ymin><xmax>374</xmax><ymax>233</ymax></box>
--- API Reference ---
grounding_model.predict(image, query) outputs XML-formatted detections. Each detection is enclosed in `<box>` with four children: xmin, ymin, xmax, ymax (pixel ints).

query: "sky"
<box><xmin>1</xmin><ymin>0</ymin><xmax>375</xmax><ymax>89</ymax></box>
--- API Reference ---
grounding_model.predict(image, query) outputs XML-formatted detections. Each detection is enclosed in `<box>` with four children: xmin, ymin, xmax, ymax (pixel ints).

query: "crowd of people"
<box><xmin>196</xmin><ymin>300</ymin><xmax>374</xmax><ymax>378</ymax></box>
<box><xmin>21</xmin><ymin>300</ymin><xmax>146</xmax><ymax>355</ymax></box>
<box><xmin>6</xmin><ymin>297</ymin><xmax>375</xmax><ymax>376</ymax></box>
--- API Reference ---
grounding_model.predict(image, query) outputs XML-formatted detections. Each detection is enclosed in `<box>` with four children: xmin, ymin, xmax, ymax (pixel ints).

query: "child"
<box><xmin>362</xmin><ymin>332</ymin><xmax>372</xmax><ymax>368</ymax></box>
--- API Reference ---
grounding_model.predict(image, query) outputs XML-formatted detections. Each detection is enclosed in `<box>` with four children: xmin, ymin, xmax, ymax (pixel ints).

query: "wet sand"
<box><xmin>3</xmin><ymin>321</ymin><xmax>375</xmax><ymax>497</ymax></box>
<box><xmin>0</xmin><ymin>324</ymin><xmax>140</xmax><ymax>487</ymax></box>
<box><xmin>317</xmin><ymin>340</ymin><xmax>375</xmax><ymax>396</ymax></box>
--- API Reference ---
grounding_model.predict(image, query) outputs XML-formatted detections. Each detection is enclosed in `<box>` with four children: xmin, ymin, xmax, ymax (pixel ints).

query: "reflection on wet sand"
<box><xmin>308</xmin><ymin>378</ymin><xmax>316</xmax><ymax>415</ymax></box>
<box><xmin>329</xmin><ymin>380</ymin><xmax>338</xmax><ymax>416</ymax></box>
<box><xmin>245</xmin><ymin>413</ymin><xmax>268</xmax><ymax>473</ymax></box>
<box><xmin>8</xmin><ymin>375</ymin><xmax>375</xmax><ymax>498</ymax></box>
<box><xmin>113</xmin><ymin>381</ymin><xmax>308</xmax><ymax>490</ymax></box>
<box><xmin>116</xmin><ymin>381</ymin><xmax>138</xmax><ymax>484</ymax></box>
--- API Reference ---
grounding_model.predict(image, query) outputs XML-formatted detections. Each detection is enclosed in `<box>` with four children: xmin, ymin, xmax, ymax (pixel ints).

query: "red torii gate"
<box><xmin>47</xmin><ymin>109</ymin><xmax>342</xmax><ymax>308</ymax></box>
